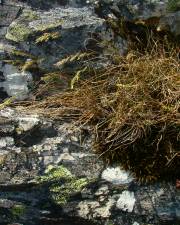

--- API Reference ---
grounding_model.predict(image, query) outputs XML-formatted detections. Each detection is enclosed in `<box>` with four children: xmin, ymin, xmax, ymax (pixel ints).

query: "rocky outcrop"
<box><xmin>0</xmin><ymin>0</ymin><xmax>180</xmax><ymax>101</ymax></box>
<box><xmin>0</xmin><ymin>0</ymin><xmax>180</xmax><ymax>225</ymax></box>
<box><xmin>0</xmin><ymin>0</ymin><xmax>125</xmax><ymax>101</ymax></box>
<box><xmin>0</xmin><ymin>108</ymin><xmax>179</xmax><ymax>225</ymax></box>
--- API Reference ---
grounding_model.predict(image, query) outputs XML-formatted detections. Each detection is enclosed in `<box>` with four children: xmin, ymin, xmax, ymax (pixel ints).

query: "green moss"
<box><xmin>11</xmin><ymin>204</ymin><xmax>26</xmax><ymax>218</ymax></box>
<box><xmin>40</xmin><ymin>166</ymin><xmax>88</xmax><ymax>205</ymax></box>
<box><xmin>50</xmin><ymin>177</ymin><xmax>88</xmax><ymax>205</ymax></box>
<box><xmin>167</xmin><ymin>0</ymin><xmax>180</xmax><ymax>12</ymax></box>
<box><xmin>40</xmin><ymin>165</ymin><xmax>73</xmax><ymax>182</ymax></box>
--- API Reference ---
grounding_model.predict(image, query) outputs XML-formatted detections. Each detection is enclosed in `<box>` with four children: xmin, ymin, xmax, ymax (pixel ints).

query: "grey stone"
<box><xmin>0</xmin><ymin>137</ymin><xmax>14</xmax><ymax>148</ymax></box>
<box><xmin>0</xmin><ymin>64</ymin><xmax>33</xmax><ymax>100</ymax></box>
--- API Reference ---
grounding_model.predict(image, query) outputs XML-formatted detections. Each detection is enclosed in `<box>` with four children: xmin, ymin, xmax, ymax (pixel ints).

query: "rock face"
<box><xmin>0</xmin><ymin>0</ymin><xmax>180</xmax><ymax>225</ymax></box>
<box><xmin>0</xmin><ymin>0</ymin><xmax>179</xmax><ymax>101</ymax></box>
<box><xmin>0</xmin><ymin>108</ymin><xmax>179</xmax><ymax>225</ymax></box>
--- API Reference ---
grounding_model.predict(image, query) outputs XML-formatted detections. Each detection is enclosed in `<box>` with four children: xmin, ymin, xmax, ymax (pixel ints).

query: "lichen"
<box><xmin>6</xmin><ymin>22</ymin><xmax>33</xmax><ymax>42</ymax></box>
<box><xmin>40</xmin><ymin>165</ymin><xmax>88</xmax><ymax>205</ymax></box>
<box><xmin>22</xmin><ymin>9</ymin><xmax>39</xmax><ymax>21</ymax></box>
<box><xmin>5</xmin><ymin>9</ymin><xmax>39</xmax><ymax>42</ymax></box>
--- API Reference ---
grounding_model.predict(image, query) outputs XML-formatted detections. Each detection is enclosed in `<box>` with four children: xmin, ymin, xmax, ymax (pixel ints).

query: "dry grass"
<box><xmin>22</xmin><ymin>45</ymin><xmax>180</xmax><ymax>183</ymax></box>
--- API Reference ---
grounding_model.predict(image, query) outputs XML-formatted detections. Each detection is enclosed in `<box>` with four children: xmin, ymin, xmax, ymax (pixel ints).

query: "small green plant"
<box><xmin>71</xmin><ymin>66</ymin><xmax>88</xmax><ymax>89</ymax></box>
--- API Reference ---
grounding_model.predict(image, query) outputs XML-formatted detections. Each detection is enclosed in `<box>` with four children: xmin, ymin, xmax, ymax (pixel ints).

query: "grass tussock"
<box><xmin>25</xmin><ymin>47</ymin><xmax>180</xmax><ymax>183</ymax></box>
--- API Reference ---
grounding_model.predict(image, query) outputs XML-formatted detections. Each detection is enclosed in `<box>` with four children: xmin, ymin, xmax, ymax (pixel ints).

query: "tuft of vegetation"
<box><xmin>35</xmin><ymin>32</ymin><xmax>61</xmax><ymax>44</ymax></box>
<box><xmin>29</xmin><ymin>44</ymin><xmax>180</xmax><ymax>183</ymax></box>
<box><xmin>55</xmin><ymin>52</ymin><xmax>94</xmax><ymax>68</ymax></box>
<box><xmin>10</xmin><ymin>49</ymin><xmax>37</xmax><ymax>59</ymax></box>
<box><xmin>3</xmin><ymin>49</ymin><xmax>39</xmax><ymax>73</ymax></box>
<box><xmin>0</xmin><ymin>97</ymin><xmax>16</xmax><ymax>110</ymax></box>
<box><xmin>21</xmin><ymin>59</ymin><xmax>39</xmax><ymax>72</ymax></box>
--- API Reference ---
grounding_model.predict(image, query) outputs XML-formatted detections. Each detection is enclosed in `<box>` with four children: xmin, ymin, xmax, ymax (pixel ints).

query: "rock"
<box><xmin>116</xmin><ymin>190</ymin><xmax>136</xmax><ymax>212</ymax></box>
<box><xmin>157</xmin><ymin>11</ymin><xmax>180</xmax><ymax>36</ymax></box>
<box><xmin>93</xmin><ymin>0</ymin><xmax>180</xmax><ymax>37</ymax></box>
<box><xmin>17</xmin><ymin>115</ymin><xmax>40</xmax><ymax>133</ymax></box>
<box><xmin>0</xmin><ymin>137</ymin><xmax>14</xmax><ymax>148</ymax></box>
<box><xmin>0</xmin><ymin>107</ymin><xmax>179</xmax><ymax>225</ymax></box>
<box><xmin>0</xmin><ymin>64</ymin><xmax>33</xmax><ymax>101</ymax></box>
<box><xmin>0</xmin><ymin>0</ymin><xmax>180</xmax><ymax>224</ymax></box>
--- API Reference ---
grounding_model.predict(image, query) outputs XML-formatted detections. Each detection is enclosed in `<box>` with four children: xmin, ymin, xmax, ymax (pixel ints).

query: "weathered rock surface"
<box><xmin>0</xmin><ymin>0</ymin><xmax>180</xmax><ymax>101</ymax></box>
<box><xmin>0</xmin><ymin>0</ymin><xmax>180</xmax><ymax>225</ymax></box>
<box><xmin>0</xmin><ymin>108</ymin><xmax>179</xmax><ymax>225</ymax></box>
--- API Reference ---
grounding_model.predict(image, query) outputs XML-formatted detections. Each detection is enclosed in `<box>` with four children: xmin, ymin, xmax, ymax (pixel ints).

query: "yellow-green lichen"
<box><xmin>11</xmin><ymin>49</ymin><xmax>37</xmax><ymax>59</ymax></box>
<box><xmin>11</xmin><ymin>204</ymin><xmax>26</xmax><ymax>218</ymax></box>
<box><xmin>22</xmin><ymin>9</ymin><xmax>39</xmax><ymax>21</ymax></box>
<box><xmin>40</xmin><ymin>166</ymin><xmax>88</xmax><ymax>205</ymax></box>
<box><xmin>6</xmin><ymin>22</ymin><xmax>33</xmax><ymax>42</ymax></box>
<box><xmin>5</xmin><ymin>9</ymin><xmax>39</xmax><ymax>42</ymax></box>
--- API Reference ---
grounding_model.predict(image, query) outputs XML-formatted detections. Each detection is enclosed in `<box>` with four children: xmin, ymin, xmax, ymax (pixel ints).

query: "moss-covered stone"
<box><xmin>5</xmin><ymin>8</ymin><xmax>62</xmax><ymax>43</ymax></box>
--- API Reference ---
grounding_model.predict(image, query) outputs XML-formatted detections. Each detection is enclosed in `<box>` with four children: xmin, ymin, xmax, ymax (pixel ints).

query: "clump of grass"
<box><xmin>23</xmin><ymin>45</ymin><xmax>180</xmax><ymax>183</ymax></box>
<box><xmin>21</xmin><ymin>59</ymin><xmax>39</xmax><ymax>72</ymax></box>
<box><xmin>35</xmin><ymin>32</ymin><xmax>60</xmax><ymax>44</ymax></box>
<box><xmin>55</xmin><ymin>52</ymin><xmax>94</xmax><ymax>68</ymax></box>
<box><xmin>32</xmin><ymin>72</ymin><xmax>69</xmax><ymax>98</ymax></box>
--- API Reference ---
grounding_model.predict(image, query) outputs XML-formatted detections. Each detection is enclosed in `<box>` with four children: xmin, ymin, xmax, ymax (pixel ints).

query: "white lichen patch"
<box><xmin>101</xmin><ymin>167</ymin><xmax>134</xmax><ymax>185</ymax></box>
<box><xmin>116</xmin><ymin>191</ymin><xmax>136</xmax><ymax>212</ymax></box>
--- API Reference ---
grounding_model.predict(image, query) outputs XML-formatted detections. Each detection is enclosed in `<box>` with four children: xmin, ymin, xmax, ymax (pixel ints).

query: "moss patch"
<box><xmin>40</xmin><ymin>165</ymin><xmax>88</xmax><ymax>205</ymax></box>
